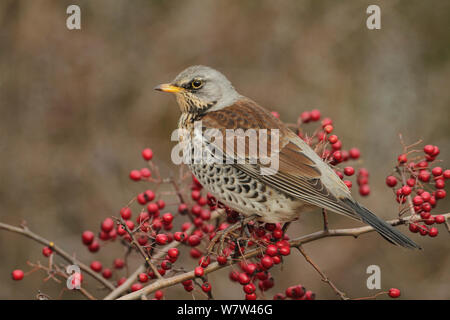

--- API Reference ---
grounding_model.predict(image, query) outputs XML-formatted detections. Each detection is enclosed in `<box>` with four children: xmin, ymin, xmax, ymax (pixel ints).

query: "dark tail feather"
<box><xmin>343</xmin><ymin>199</ymin><xmax>421</xmax><ymax>249</ymax></box>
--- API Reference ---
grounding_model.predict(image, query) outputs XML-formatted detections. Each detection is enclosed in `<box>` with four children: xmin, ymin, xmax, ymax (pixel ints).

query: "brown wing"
<box><xmin>201</xmin><ymin>98</ymin><xmax>360</xmax><ymax>220</ymax></box>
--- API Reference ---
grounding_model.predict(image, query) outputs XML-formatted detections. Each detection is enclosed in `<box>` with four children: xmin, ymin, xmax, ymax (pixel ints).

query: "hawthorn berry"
<box><xmin>82</xmin><ymin>230</ymin><xmax>95</xmax><ymax>245</ymax></box>
<box><xmin>114</xmin><ymin>258</ymin><xmax>125</xmax><ymax>269</ymax></box>
<box><xmin>129</xmin><ymin>170</ymin><xmax>141</xmax><ymax>181</ymax></box>
<box><xmin>349</xmin><ymin>148</ymin><xmax>360</xmax><ymax>159</ymax></box>
<box><xmin>344</xmin><ymin>167</ymin><xmax>355</xmax><ymax>176</ymax></box>
<box><xmin>385</xmin><ymin>176</ymin><xmax>397</xmax><ymax>187</ymax></box>
<box><xmin>201</xmin><ymin>282</ymin><xmax>212</xmax><ymax>293</ymax></box>
<box><xmin>155</xmin><ymin>234</ymin><xmax>168</xmax><ymax>245</ymax></box>
<box><xmin>11</xmin><ymin>269</ymin><xmax>24</xmax><ymax>281</ymax></box>
<box><xmin>435</xmin><ymin>215</ymin><xmax>445</xmax><ymax>224</ymax></box>
<box><xmin>42</xmin><ymin>246</ymin><xmax>53</xmax><ymax>257</ymax></box>
<box><xmin>359</xmin><ymin>185</ymin><xmax>370</xmax><ymax>196</ymax></box>
<box><xmin>428</xmin><ymin>227</ymin><xmax>438</xmax><ymax>237</ymax></box>
<box><xmin>142</xmin><ymin>148</ymin><xmax>153</xmax><ymax>161</ymax></box>
<box><xmin>194</xmin><ymin>266</ymin><xmax>205</xmax><ymax>277</ymax></box>
<box><xmin>88</xmin><ymin>241</ymin><xmax>100</xmax><ymax>253</ymax></box>
<box><xmin>138</xmin><ymin>273</ymin><xmax>149</xmax><ymax>283</ymax></box>
<box><xmin>90</xmin><ymin>261</ymin><xmax>102</xmax><ymax>272</ymax></box>
<box><xmin>261</xmin><ymin>256</ymin><xmax>274</xmax><ymax>269</ymax></box>
<box><xmin>388</xmin><ymin>288</ymin><xmax>401</xmax><ymax>298</ymax></box>
<box><xmin>131</xmin><ymin>283</ymin><xmax>143</xmax><ymax>292</ymax></box>
<box><xmin>244</xmin><ymin>283</ymin><xmax>256</xmax><ymax>294</ymax></box>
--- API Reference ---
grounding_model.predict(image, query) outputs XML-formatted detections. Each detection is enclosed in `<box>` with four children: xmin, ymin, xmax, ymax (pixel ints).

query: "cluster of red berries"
<box><xmin>10</xmin><ymin>109</ymin><xmax>447</xmax><ymax>301</ymax></box>
<box><xmin>385</xmin><ymin>144</ymin><xmax>448</xmax><ymax>237</ymax></box>
<box><xmin>287</xmin><ymin>109</ymin><xmax>370</xmax><ymax>197</ymax></box>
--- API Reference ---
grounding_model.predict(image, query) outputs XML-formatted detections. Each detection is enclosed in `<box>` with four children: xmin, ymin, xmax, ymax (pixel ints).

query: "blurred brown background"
<box><xmin>0</xmin><ymin>0</ymin><xmax>449</xmax><ymax>299</ymax></box>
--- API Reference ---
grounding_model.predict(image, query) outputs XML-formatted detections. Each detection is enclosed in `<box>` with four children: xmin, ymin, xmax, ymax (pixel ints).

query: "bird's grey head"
<box><xmin>155</xmin><ymin>65</ymin><xmax>241</xmax><ymax>114</ymax></box>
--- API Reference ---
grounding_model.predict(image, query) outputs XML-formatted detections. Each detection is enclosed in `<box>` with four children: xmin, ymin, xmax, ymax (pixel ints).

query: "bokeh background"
<box><xmin>0</xmin><ymin>0</ymin><xmax>449</xmax><ymax>299</ymax></box>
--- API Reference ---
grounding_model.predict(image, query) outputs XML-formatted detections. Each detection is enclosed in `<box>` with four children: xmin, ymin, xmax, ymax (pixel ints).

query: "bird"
<box><xmin>155</xmin><ymin>65</ymin><xmax>420</xmax><ymax>249</ymax></box>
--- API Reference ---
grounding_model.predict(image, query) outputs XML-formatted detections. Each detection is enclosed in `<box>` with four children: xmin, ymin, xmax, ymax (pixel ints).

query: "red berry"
<box><xmin>11</xmin><ymin>269</ymin><xmax>24</xmax><ymax>281</ymax></box>
<box><xmin>300</xmin><ymin>111</ymin><xmax>311</xmax><ymax>123</ymax></box>
<box><xmin>102</xmin><ymin>268</ymin><xmax>112</xmax><ymax>279</ymax></box>
<box><xmin>199</xmin><ymin>256</ymin><xmax>211</xmax><ymax>268</ymax></box>
<box><xmin>88</xmin><ymin>241</ymin><xmax>100</xmax><ymax>252</ymax></box>
<box><xmin>191</xmin><ymin>190</ymin><xmax>201</xmax><ymax>201</ymax></box>
<box><xmin>42</xmin><ymin>246</ymin><xmax>53</xmax><ymax>257</ymax></box>
<box><xmin>131</xmin><ymin>283</ymin><xmax>143</xmax><ymax>292</ymax></box>
<box><xmin>155</xmin><ymin>234</ymin><xmax>168</xmax><ymax>245</ymax></box>
<box><xmin>101</xmin><ymin>218</ymin><xmax>115</xmax><ymax>233</ymax></box>
<box><xmin>435</xmin><ymin>215</ymin><xmax>445</xmax><ymax>224</ymax></box>
<box><xmin>349</xmin><ymin>148</ymin><xmax>360</xmax><ymax>159</ymax></box>
<box><xmin>435</xmin><ymin>189</ymin><xmax>446</xmax><ymax>199</ymax></box>
<box><xmin>217</xmin><ymin>255</ymin><xmax>228</xmax><ymax>265</ymax></box>
<box><xmin>82</xmin><ymin>230</ymin><xmax>95</xmax><ymax>245</ymax></box>
<box><xmin>188</xmin><ymin>235</ymin><xmax>201</xmax><ymax>246</ymax></box>
<box><xmin>114</xmin><ymin>258</ymin><xmax>125</xmax><ymax>269</ymax></box>
<box><xmin>140</xmin><ymin>168</ymin><xmax>151</xmax><ymax>178</ymax></box>
<box><xmin>324</xmin><ymin>125</ymin><xmax>333</xmax><ymax>134</ymax></box>
<box><xmin>304</xmin><ymin>291</ymin><xmax>315</xmax><ymax>300</ymax></box>
<box><xmin>238</xmin><ymin>273</ymin><xmax>250</xmax><ymax>285</ymax></box>
<box><xmin>397</xmin><ymin>154</ymin><xmax>407</xmax><ymax>164</ymax></box>
<box><xmin>279</xmin><ymin>246</ymin><xmax>290</xmax><ymax>256</ymax></box>
<box><xmin>117</xmin><ymin>277</ymin><xmax>126</xmax><ymax>286</ymax></box>
<box><xmin>265</xmin><ymin>244</ymin><xmax>278</xmax><ymax>256</ymax></box>
<box><xmin>435</xmin><ymin>179</ymin><xmax>445</xmax><ymax>189</ymax></box>
<box><xmin>388</xmin><ymin>288</ymin><xmax>401</xmax><ymax>298</ymax></box>
<box><xmin>244</xmin><ymin>283</ymin><xmax>256</xmax><ymax>294</ymax></box>
<box><xmin>310</xmin><ymin>109</ymin><xmax>321</xmax><ymax>121</ymax></box>
<box><xmin>194</xmin><ymin>266</ymin><xmax>204</xmax><ymax>277</ymax></box>
<box><xmin>246</xmin><ymin>293</ymin><xmax>257</xmax><ymax>300</ymax></box>
<box><xmin>409</xmin><ymin>223</ymin><xmax>419</xmax><ymax>233</ymax></box>
<box><xmin>359</xmin><ymin>185</ymin><xmax>370</xmax><ymax>196</ymax></box>
<box><xmin>419</xmin><ymin>225</ymin><xmax>429</xmax><ymax>236</ymax></box>
<box><xmin>401</xmin><ymin>185</ymin><xmax>412</xmax><ymax>196</ymax></box>
<box><xmin>344</xmin><ymin>167</ymin><xmax>355</xmax><ymax>176</ymax></box>
<box><xmin>443</xmin><ymin>170</ymin><xmax>450</xmax><ymax>179</ymax></box>
<box><xmin>419</xmin><ymin>170</ymin><xmax>431</xmax><ymax>182</ymax></box>
<box><xmin>428</xmin><ymin>227</ymin><xmax>438</xmax><ymax>237</ymax></box>
<box><xmin>129</xmin><ymin>170</ymin><xmax>141</xmax><ymax>181</ymax></box>
<box><xmin>145</xmin><ymin>190</ymin><xmax>155</xmax><ymax>202</ymax></box>
<box><xmin>142</xmin><ymin>148</ymin><xmax>153</xmax><ymax>161</ymax></box>
<box><xmin>138</xmin><ymin>273</ymin><xmax>148</xmax><ymax>283</ymax></box>
<box><xmin>321</xmin><ymin>117</ymin><xmax>332</xmax><ymax>127</ymax></box>
<box><xmin>386</xmin><ymin>176</ymin><xmax>397</xmax><ymax>187</ymax></box>
<box><xmin>90</xmin><ymin>261</ymin><xmax>102</xmax><ymax>272</ymax></box>
<box><xmin>120</xmin><ymin>207</ymin><xmax>132</xmax><ymax>220</ymax></box>
<box><xmin>423</xmin><ymin>145</ymin><xmax>434</xmax><ymax>155</ymax></box>
<box><xmin>432</xmin><ymin>167</ymin><xmax>443</xmax><ymax>177</ymax></box>
<box><xmin>261</xmin><ymin>256</ymin><xmax>274</xmax><ymax>269</ymax></box>
<box><xmin>162</xmin><ymin>213</ymin><xmax>174</xmax><ymax>225</ymax></box>
<box><xmin>154</xmin><ymin>290</ymin><xmax>164</xmax><ymax>300</ymax></box>
<box><xmin>328</xmin><ymin>135</ymin><xmax>338</xmax><ymax>144</ymax></box>
<box><xmin>412</xmin><ymin>196</ymin><xmax>423</xmax><ymax>206</ymax></box>
<box><xmin>167</xmin><ymin>248</ymin><xmax>179</xmax><ymax>259</ymax></box>
<box><xmin>201</xmin><ymin>282</ymin><xmax>212</xmax><ymax>293</ymax></box>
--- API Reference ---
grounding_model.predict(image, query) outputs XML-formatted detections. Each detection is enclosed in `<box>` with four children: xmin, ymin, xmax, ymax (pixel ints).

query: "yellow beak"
<box><xmin>154</xmin><ymin>83</ymin><xmax>184</xmax><ymax>93</ymax></box>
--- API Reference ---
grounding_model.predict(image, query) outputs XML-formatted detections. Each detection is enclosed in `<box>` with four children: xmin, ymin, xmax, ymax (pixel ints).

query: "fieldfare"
<box><xmin>155</xmin><ymin>65</ymin><xmax>420</xmax><ymax>249</ymax></box>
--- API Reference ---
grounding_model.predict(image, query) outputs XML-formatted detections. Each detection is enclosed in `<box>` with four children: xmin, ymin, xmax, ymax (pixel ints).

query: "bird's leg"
<box><xmin>322</xmin><ymin>209</ymin><xmax>329</xmax><ymax>232</ymax></box>
<box><xmin>207</xmin><ymin>215</ymin><xmax>256</xmax><ymax>255</ymax></box>
<box><xmin>282</xmin><ymin>222</ymin><xmax>291</xmax><ymax>235</ymax></box>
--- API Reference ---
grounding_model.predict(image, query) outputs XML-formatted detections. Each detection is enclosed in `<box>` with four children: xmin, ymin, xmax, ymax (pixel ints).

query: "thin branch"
<box><xmin>296</xmin><ymin>245</ymin><xmax>348</xmax><ymax>300</ymax></box>
<box><xmin>104</xmin><ymin>210</ymin><xmax>221</xmax><ymax>300</ymax></box>
<box><xmin>118</xmin><ymin>212</ymin><xmax>450</xmax><ymax>300</ymax></box>
<box><xmin>0</xmin><ymin>221</ymin><xmax>115</xmax><ymax>291</ymax></box>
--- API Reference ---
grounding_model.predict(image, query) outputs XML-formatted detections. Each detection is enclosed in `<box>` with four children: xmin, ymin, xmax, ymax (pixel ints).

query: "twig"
<box><xmin>0</xmin><ymin>221</ymin><xmax>115</xmax><ymax>291</ymax></box>
<box><xmin>296</xmin><ymin>245</ymin><xmax>348</xmax><ymax>300</ymax></box>
<box><xmin>118</xmin><ymin>212</ymin><xmax>450</xmax><ymax>300</ymax></box>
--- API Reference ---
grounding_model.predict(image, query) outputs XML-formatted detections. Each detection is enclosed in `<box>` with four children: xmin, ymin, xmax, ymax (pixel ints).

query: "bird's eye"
<box><xmin>191</xmin><ymin>79</ymin><xmax>203</xmax><ymax>89</ymax></box>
